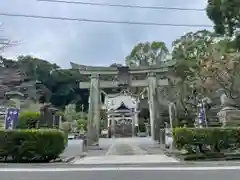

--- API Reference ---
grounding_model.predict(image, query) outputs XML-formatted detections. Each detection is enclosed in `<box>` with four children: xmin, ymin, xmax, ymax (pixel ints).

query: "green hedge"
<box><xmin>0</xmin><ymin>129</ymin><xmax>66</xmax><ymax>162</ymax></box>
<box><xmin>173</xmin><ymin>127</ymin><xmax>240</xmax><ymax>154</ymax></box>
<box><xmin>17</xmin><ymin>111</ymin><xmax>41</xmax><ymax>129</ymax></box>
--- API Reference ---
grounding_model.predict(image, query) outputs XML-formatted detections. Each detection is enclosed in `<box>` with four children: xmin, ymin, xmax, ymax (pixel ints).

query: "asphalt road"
<box><xmin>1</xmin><ymin>166</ymin><xmax>240</xmax><ymax>180</ymax></box>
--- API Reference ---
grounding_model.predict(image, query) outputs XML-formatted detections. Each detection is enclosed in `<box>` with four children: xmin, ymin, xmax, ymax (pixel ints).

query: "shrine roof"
<box><xmin>105</xmin><ymin>93</ymin><xmax>137</xmax><ymax>110</ymax></box>
<box><xmin>116</xmin><ymin>102</ymin><xmax>130</xmax><ymax>110</ymax></box>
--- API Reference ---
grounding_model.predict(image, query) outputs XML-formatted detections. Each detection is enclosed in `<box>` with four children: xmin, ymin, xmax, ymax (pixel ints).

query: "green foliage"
<box><xmin>109</xmin><ymin>63</ymin><xmax>123</xmax><ymax>67</ymax></box>
<box><xmin>170</xmin><ymin>30</ymin><xmax>240</xmax><ymax>121</ymax></box>
<box><xmin>206</xmin><ymin>0</ymin><xmax>240</xmax><ymax>36</ymax></box>
<box><xmin>77</xmin><ymin>119</ymin><xmax>88</xmax><ymax>131</ymax></box>
<box><xmin>172</xmin><ymin>30</ymin><xmax>217</xmax><ymax>79</ymax></box>
<box><xmin>17</xmin><ymin>111</ymin><xmax>41</xmax><ymax>129</ymax></box>
<box><xmin>0</xmin><ymin>129</ymin><xmax>65</xmax><ymax>162</ymax></box>
<box><xmin>125</xmin><ymin>41</ymin><xmax>169</xmax><ymax>67</ymax></box>
<box><xmin>225</xmin><ymin>120</ymin><xmax>240</xmax><ymax>127</ymax></box>
<box><xmin>20</xmin><ymin>102</ymin><xmax>41</xmax><ymax>112</ymax></box>
<box><xmin>13</xmin><ymin>55</ymin><xmax>86</xmax><ymax>109</ymax></box>
<box><xmin>55</xmin><ymin>110</ymin><xmax>64</xmax><ymax>117</ymax></box>
<box><xmin>164</xmin><ymin>31</ymin><xmax>218</xmax><ymax>120</ymax></box>
<box><xmin>206</xmin><ymin>0</ymin><xmax>240</xmax><ymax>49</ymax></box>
<box><xmin>173</xmin><ymin>127</ymin><xmax>240</xmax><ymax>154</ymax></box>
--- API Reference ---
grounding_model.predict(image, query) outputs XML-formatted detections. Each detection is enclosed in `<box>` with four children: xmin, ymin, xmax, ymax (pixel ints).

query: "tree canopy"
<box><xmin>207</xmin><ymin>0</ymin><xmax>240</xmax><ymax>36</ymax></box>
<box><xmin>125</xmin><ymin>41</ymin><xmax>169</xmax><ymax>67</ymax></box>
<box><xmin>206</xmin><ymin>0</ymin><xmax>240</xmax><ymax>49</ymax></box>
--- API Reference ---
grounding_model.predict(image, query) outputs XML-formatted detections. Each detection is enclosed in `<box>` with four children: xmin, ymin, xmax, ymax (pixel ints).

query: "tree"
<box><xmin>170</xmin><ymin>30</ymin><xmax>218</xmax><ymax>121</ymax></box>
<box><xmin>206</xmin><ymin>0</ymin><xmax>240</xmax><ymax>49</ymax></box>
<box><xmin>17</xmin><ymin>55</ymin><xmax>59</xmax><ymax>82</ymax></box>
<box><xmin>16</xmin><ymin>55</ymin><xmax>84</xmax><ymax>109</ymax></box>
<box><xmin>206</xmin><ymin>0</ymin><xmax>240</xmax><ymax>36</ymax></box>
<box><xmin>201</xmin><ymin>39</ymin><xmax>240</xmax><ymax>104</ymax></box>
<box><xmin>172</xmin><ymin>30</ymin><xmax>218</xmax><ymax>79</ymax></box>
<box><xmin>109</xmin><ymin>63</ymin><xmax>123</xmax><ymax>67</ymax></box>
<box><xmin>125</xmin><ymin>41</ymin><xmax>170</xmax><ymax>97</ymax></box>
<box><xmin>125</xmin><ymin>41</ymin><xmax>169</xmax><ymax>67</ymax></box>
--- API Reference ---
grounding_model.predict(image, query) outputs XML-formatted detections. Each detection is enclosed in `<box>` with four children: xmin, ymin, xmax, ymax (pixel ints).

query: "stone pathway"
<box><xmin>105</xmin><ymin>138</ymin><xmax>148</xmax><ymax>156</ymax></box>
<box><xmin>73</xmin><ymin>137</ymin><xmax>179</xmax><ymax>164</ymax></box>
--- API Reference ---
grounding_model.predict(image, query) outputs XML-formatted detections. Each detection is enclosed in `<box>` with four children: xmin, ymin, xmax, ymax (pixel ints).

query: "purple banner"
<box><xmin>4</xmin><ymin>108</ymin><xmax>19</xmax><ymax>130</ymax></box>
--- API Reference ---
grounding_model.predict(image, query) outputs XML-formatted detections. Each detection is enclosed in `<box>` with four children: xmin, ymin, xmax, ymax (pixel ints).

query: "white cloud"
<box><xmin>0</xmin><ymin>0</ymin><xmax>212</xmax><ymax>68</ymax></box>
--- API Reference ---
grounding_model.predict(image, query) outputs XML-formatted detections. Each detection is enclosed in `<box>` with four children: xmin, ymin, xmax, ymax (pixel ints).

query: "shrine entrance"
<box><xmin>105</xmin><ymin>92</ymin><xmax>138</xmax><ymax>138</ymax></box>
<box><xmin>71</xmin><ymin>62</ymin><xmax>171</xmax><ymax>146</ymax></box>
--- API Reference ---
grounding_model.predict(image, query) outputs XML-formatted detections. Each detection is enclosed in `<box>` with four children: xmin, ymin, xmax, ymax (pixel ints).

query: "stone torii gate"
<box><xmin>71</xmin><ymin>62</ymin><xmax>170</xmax><ymax>146</ymax></box>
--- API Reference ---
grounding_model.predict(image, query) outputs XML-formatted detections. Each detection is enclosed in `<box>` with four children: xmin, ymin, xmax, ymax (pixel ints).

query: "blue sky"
<box><xmin>0</xmin><ymin>0</ymin><xmax>212</xmax><ymax>68</ymax></box>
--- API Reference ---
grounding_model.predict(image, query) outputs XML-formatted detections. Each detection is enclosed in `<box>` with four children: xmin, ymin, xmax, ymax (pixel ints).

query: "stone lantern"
<box><xmin>40</xmin><ymin>103</ymin><xmax>58</xmax><ymax>128</ymax></box>
<box><xmin>217</xmin><ymin>94</ymin><xmax>240</xmax><ymax>127</ymax></box>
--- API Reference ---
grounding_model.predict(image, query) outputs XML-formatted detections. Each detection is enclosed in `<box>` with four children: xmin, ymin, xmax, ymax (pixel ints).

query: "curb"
<box><xmin>63</xmin><ymin>153</ymin><xmax>88</xmax><ymax>163</ymax></box>
<box><xmin>49</xmin><ymin>156</ymin><xmax>76</xmax><ymax>163</ymax></box>
<box><xmin>65</xmin><ymin>156</ymin><xmax>76</xmax><ymax>163</ymax></box>
<box><xmin>157</xmin><ymin>145</ymin><xmax>182</xmax><ymax>162</ymax></box>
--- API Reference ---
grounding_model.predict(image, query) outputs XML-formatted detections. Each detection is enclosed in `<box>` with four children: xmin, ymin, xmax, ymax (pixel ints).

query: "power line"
<box><xmin>0</xmin><ymin>12</ymin><xmax>213</xmax><ymax>27</ymax></box>
<box><xmin>37</xmin><ymin>0</ymin><xmax>206</xmax><ymax>11</ymax></box>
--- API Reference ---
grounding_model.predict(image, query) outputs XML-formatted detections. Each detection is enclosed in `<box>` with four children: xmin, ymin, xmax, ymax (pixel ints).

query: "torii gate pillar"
<box><xmin>87</xmin><ymin>74</ymin><xmax>100</xmax><ymax>146</ymax></box>
<box><xmin>148</xmin><ymin>72</ymin><xmax>159</xmax><ymax>141</ymax></box>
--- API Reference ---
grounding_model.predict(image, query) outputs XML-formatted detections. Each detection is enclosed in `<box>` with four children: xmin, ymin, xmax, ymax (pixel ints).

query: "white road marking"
<box><xmin>1</xmin><ymin>166</ymin><xmax>240</xmax><ymax>172</ymax></box>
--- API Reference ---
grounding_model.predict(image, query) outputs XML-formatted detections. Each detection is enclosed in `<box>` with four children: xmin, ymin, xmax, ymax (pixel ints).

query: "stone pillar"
<box><xmin>132</xmin><ymin>111</ymin><xmax>135</xmax><ymax>137</ymax></box>
<box><xmin>87</xmin><ymin>74</ymin><xmax>100</xmax><ymax>146</ymax></box>
<box><xmin>112</xmin><ymin>118</ymin><xmax>116</xmax><ymax>138</ymax></box>
<box><xmin>134</xmin><ymin>100</ymin><xmax>139</xmax><ymax>136</ymax></box>
<box><xmin>148</xmin><ymin>72</ymin><xmax>158</xmax><ymax>141</ymax></box>
<box><xmin>134</xmin><ymin>99</ymin><xmax>139</xmax><ymax>126</ymax></box>
<box><xmin>169</xmin><ymin>102</ymin><xmax>177</xmax><ymax>129</ymax></box>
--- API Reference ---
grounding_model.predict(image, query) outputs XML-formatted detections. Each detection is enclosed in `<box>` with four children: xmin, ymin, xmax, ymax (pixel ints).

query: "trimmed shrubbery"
<box><xmin>173</xmin><ymin>127</ymin><xmax>240</xmax><ymax>160</ymax></box>
<box><xmin>17</xmin><ymin>111</ymin><xmax>41</xmax><ymax>129</ymax></box>
<box><xmin>0</xmin><ymin>129</ymin><xmax>66</xmax><ymax>162</ymax></box>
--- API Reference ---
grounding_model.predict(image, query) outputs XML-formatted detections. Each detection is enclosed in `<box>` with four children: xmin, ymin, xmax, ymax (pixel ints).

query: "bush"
<box><xmin>0</xmin><ymin>129</ymin><xmax>66</xmax><ymax>162</ymax></box>
<box><xmin>17</xmin><ymin>111</ymin><xmax>41</xmax><ymax>129</ymax></box>
<box><xmin>183</xmin><ymin>152</ymin><xmax>225</xmax><ymax>161</ymax></box>
<box><xmin>77</xmin><ymin>119</ymin><xmax>87</xmax><ymax>131</ymax></box>
<box><xmin>225</xmin><ymin>120</ymin><xmax>240</xmax><ymax>127</ymax></box>
<box><xmin>138</xmin><ymin>124</ymin><xmax>146</xmax><ymax>132</ymax></box>
<box><xmin>60</xmin><ymin>121</ymin><xmax>72</xmax><ymax>133</ymax></box>
<box><xmin>173</xmin><ymin>127</ymin><xmax>240</xmax><ymax>154</ymax></box>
